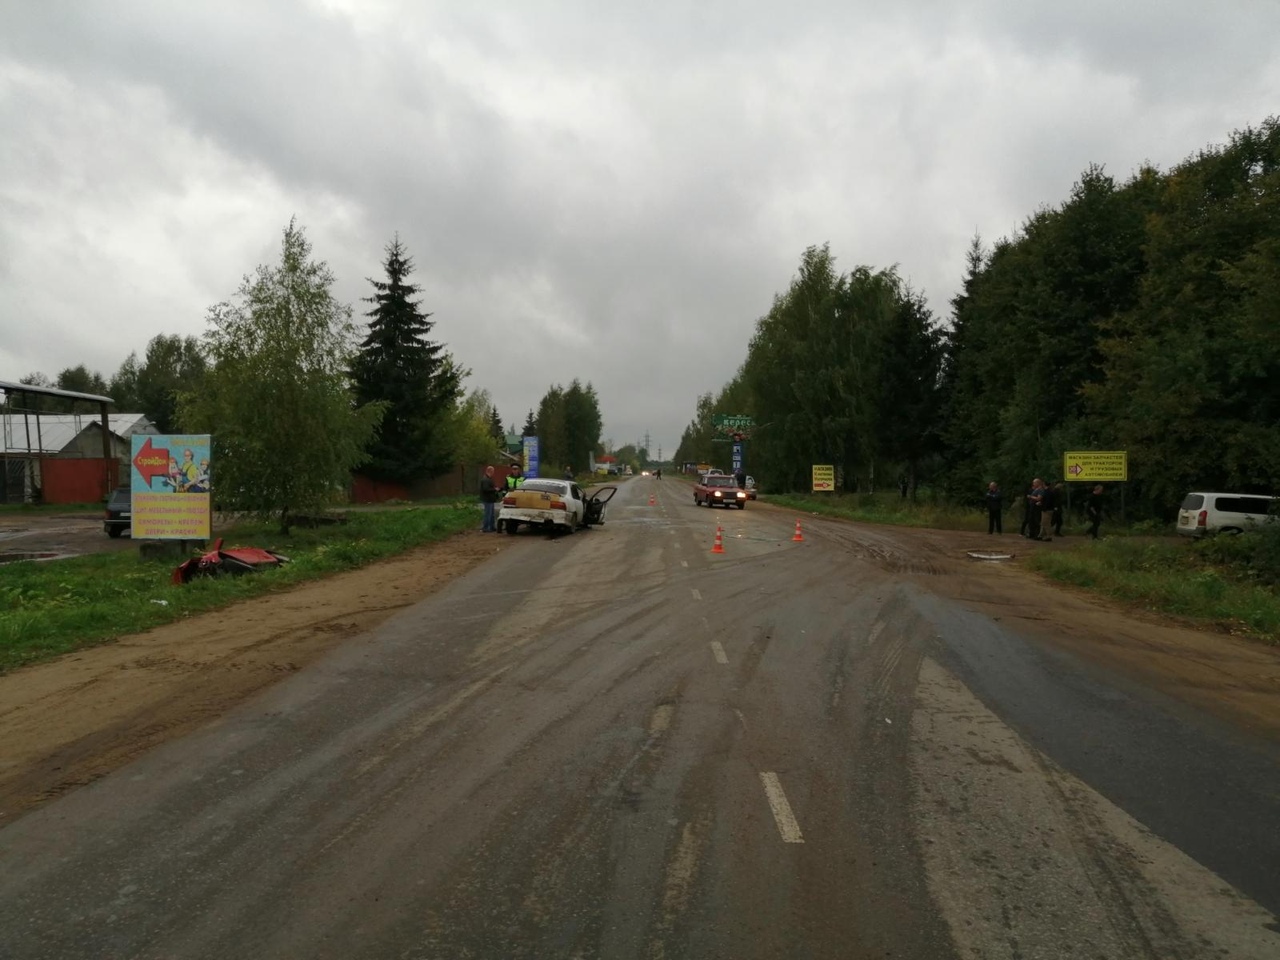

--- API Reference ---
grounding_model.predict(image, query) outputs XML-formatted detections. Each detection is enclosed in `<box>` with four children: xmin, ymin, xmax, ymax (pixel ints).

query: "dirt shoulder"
<box><xmin>0</xmin><ymin>530</ymin><xmax>501</xmax><ymax>823</ymax></box>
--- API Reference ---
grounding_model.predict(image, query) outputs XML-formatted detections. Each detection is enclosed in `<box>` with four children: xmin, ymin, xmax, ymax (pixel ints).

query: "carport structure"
<box><xmin>0</xmin><ymin>380</ymin><xmax>115</xmax><ymax>504</ymax></box>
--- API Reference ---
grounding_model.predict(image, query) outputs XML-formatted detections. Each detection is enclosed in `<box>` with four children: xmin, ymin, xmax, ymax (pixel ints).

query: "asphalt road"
<box><xmin>1</xmin><ymin>478</ymin><xmax>1278</xmax><ymax>958</ymax></box>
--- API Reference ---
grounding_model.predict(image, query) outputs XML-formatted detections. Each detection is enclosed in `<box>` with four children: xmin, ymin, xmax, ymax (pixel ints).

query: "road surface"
<box><xmin>1</xmin><ymin>478</ymin><xmax>1278</xmax><ymax>958</ymax></box>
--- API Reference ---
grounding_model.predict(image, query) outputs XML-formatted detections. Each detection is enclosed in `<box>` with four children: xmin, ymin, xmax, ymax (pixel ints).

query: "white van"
<box><xmin>1176</xmin><ymin>492</ymin><xmax>1278</xmax><ymax>537</ymax></box>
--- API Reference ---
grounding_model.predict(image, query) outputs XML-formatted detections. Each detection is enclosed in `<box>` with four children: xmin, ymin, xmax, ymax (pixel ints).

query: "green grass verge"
<box><xmin>1026</xmin><ymin>537</ymin><xmax>1280</xmax><ymax>643</ymax></box>
<box><xmin>0</xmin><ymin>505</ymin><xmax>479</xmax><ymax>673</ymax></box>
<box><xmin>0</xmin><ymin>501</ymin><xmax>102</xmax><ymax>514</ymax></box>
<box><xmin>765</xmin><ymin>492</ymin><xmax>989</xmax><ymax>531</ymax></box>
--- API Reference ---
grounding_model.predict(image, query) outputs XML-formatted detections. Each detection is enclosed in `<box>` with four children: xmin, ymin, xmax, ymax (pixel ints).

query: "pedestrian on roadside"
<box><xmin>1038</xmin><ymin>481</ymin><xmax>1057</xmax><ymax>541</ymax></box>
<box><xmin>1050</xmin><ymin>481</ymin><xmax>1066</xmax><ymax>537</ymax></box>
<box><xmin>1025</xmin><ymin>478</ymin><xmax>1047</xmax><ymax>540</ymax></box>
<box><xmin>562</xmin><ymin>465</ymin><xmax>574</xmax><ymax>481</ymax></box>
<box><xmin>1086</xmin><ymin>484</ymin><xmax>1105</xmax><ymax>540</ymax></box>
<box><xmin>985</xmin><ymin>481</ymin><xmax>1003</xmax><ymax>534</ymax></box>
<box><xmin>735</xmin><ymin>469</ymin><xmax>747</xmax><ymax>489</ymax></box>
<box><xmin>898</xmin><ymin>475</ymin><xmax>909</xmax><ymax>499</ymax></box>
<box><xmin>479</xmin><ymin>465</ymin><xmax>500</xmax><ymax>532</ymax></box>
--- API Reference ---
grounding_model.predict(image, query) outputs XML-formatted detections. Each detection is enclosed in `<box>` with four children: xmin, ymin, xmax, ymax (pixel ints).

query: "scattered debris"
<box><xmin>149</xmin><ymin>599</ymin><xmax>169</xmax><ymax>606</ymax></box>
<box><xmin>172</xmin><ymin>539</ymin><xmax>290</xmax><ymax>584</ymax></box>
<box><xmin>966</xmin><ymin>551</ymin><xmax>1013</xmax><ymax>562</ymax></box>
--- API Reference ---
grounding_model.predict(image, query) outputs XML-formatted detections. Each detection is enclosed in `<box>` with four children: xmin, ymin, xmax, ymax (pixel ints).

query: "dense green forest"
<box><xmin>675</xmin><ymin>117</ymin><xmax>1280</xmax><ymax>519</ymax></box>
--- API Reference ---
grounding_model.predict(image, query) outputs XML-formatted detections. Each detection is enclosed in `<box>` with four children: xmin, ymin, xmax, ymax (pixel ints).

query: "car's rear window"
<box><xmin>1180</xmin><ymin>494</ymin><xmax>1204</xmax><ymax>510</ymax></box>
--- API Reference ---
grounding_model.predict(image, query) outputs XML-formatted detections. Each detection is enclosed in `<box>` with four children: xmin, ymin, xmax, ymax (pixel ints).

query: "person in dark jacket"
<box><xmin>1050</xmin><ymin>481</ymin><xmax>1065</xmax><ymax>536</ymax></box>
<box><xmin>479</xmin><ymin>465</ymin><xmax>501</xmax><ymax>532</ymax></box>
<box><xmin>985</xmin><ymin>482</ymin><xmax>1003</xmax><ymax>534</ymax></box>
<box><xmin>1024</xmin><ymin>478</ymin><xmax>1046</xmax><ymax>539</ymax></box>
<box><xmin>1038</xmin><ymin>482</ymin><xmax>1057</xmax><ymax>540</ymax></box>
<box><xmin>1086</xmin><ymin>484</ymin><xmax>1105</xmax><ymax>540</ymax></box>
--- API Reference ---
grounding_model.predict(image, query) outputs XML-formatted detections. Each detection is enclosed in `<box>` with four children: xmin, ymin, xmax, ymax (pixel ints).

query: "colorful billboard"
<box><xmin>130</xmin><ymin>434</ymin><xmax>212</xmax><ymax>540</ymax></box>
<box><xmin>523</xmin><ymin>435</ymin><xmax>540</xmax><ymax>479</ymax></box>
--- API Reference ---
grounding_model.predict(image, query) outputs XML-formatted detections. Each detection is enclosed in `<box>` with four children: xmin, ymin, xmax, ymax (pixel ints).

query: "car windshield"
<box><xmin>704</xmin><ymin>477</ymin><xmax>737</xmax><ymax>487</ymax></box>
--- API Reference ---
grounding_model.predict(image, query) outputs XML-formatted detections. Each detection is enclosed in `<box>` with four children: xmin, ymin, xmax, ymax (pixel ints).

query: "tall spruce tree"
<box><xmin>351</xmin><ymin>236</ymin><xmax>459</xmax><ymax>482</ymax></box>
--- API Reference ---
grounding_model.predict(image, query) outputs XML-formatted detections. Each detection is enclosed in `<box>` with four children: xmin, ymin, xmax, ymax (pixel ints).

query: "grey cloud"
<box><xmin>2</xmin><ymin>0</ymin><xmax>1279</xmax><ymax>454</ymax></box>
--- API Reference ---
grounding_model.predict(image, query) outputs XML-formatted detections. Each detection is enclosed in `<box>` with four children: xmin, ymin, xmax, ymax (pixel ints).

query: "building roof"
<box><xmin>0</xmin><ymin>379</ymin><xmax>114</xmax><ymax>404</ymax></box>
<box><xmin>1</xmin><ymin>413</ymin><xmax>154</xmax><ymax>455</ymax></box>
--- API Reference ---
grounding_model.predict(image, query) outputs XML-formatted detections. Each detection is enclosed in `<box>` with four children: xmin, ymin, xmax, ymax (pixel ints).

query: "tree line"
<box><xmin>675</xmin><ymin>116</ymin><xmax>1280</xmax><ymax>518</ymax></box>
<box><xmin>12</xmin><ymin>221</ymin><xmax>604</xmax><ymax>529</ymax></box>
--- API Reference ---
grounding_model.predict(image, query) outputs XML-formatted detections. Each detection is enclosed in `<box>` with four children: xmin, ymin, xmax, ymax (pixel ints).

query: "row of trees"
<box><xmin>676</xmin><ymin>117</ymin><xmax>1280</xmax><ymax>518</ymax></box>
<box><xmin>14</xmin><ymin>224</ymin><xmax>518</xmax><ymax>530</ymax></box>
<box><xmin>15</xmin><ymin>221</ymin><xmax>614</xmax><ymax>528</ymax></box>
<box><xmin>529</xmin><ymin>380</ymin><xmax>604</xmax><ymax>477</ymax></box>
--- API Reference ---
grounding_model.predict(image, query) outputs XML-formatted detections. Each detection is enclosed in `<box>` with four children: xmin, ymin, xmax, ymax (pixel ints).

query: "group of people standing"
<box><xmin>985</xmin><ymin>479</ymin><xmax>1106</xmax><ymax>540</ymax></box>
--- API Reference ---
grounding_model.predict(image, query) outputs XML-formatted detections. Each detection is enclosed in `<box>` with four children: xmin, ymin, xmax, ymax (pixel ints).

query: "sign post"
<box><xmin>1062</xmin><ymin>451</ymin><xmax>1127</xmax><ymax>483</ymax></box>
<box><xmin>130</xmin><ymin>434</ymin><xmax>212</xmax><ymax>541</ymax></box>
<box><xmin>523</xmin><ymin>435</ymin><xmax>540</xmax><ymax>479</ymax></box>
<box><xmin>812</xmin><ymin>464</ymin><xmax>835</xmax><ymax>492</ymax></box>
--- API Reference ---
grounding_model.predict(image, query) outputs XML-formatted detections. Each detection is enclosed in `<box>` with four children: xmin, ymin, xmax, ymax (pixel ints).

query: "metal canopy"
<box><xmin>0</xmin><ymin>379</ymin><xmax>115</xmax><ymax>405</ymax></box>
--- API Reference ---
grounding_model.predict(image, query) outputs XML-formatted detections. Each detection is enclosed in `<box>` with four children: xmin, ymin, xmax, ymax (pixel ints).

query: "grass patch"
<box><xmin>0</xmin><ymin>501</ymin><xmax>102</xmax><ymax>514</ymax></box>
<box><xmin>765</xmin><ymin>492</ymin><xmax>989</xmax><ymax>531</ymax></box>
<box><xmin>1027</xmin><ymin>537</ymin><xmax>1280</xmax><ymax>643</ymax></box>
<box><xmin>0</xmin><ymin>505</ymin><xmax>479</xmax><ymax>673</ymax></box>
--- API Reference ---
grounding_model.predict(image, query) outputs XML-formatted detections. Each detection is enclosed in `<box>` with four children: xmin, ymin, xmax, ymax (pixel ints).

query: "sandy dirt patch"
<box><xmin>0</xmin><ymin>531</ymin><xmax>501</xmax><ymax>823</ymax></box>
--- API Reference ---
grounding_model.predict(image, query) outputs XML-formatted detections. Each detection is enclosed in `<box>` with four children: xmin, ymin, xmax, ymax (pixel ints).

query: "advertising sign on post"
<box><xmin>130</xmin><ymin>434</ymin><xmax>212</xmax><ymax>540</ymax></box>
<box><xmin>732</xmin><ymin>442</ymin><xmax>743</xmax><ymax>473</ymax></box>
<box><xmin>812</xmin><ymin>464</ymin><xmax>835</xmax><ymax>492</ymax></box>
<box><xmin>523</xmin><ymin>435</ymin><xmax>540</xmax><ymax>478</ymax></box>
<box><xmin>1062</xmin><ymin>451</ymin><xmax>1128</xmax><ymax>482</ymax></box>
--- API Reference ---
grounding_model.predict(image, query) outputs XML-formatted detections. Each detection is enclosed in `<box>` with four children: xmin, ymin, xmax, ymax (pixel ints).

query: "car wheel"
<box><xmin>106</xmin><ymin>526</ymin><xmax>124</xmax><ymax>538</ymax></box>
<box><xmin>737</xmin><ymin>502</ymin><xmax>746</xmax><ymax>509</ymax></box>
<box><xmin>504</xmin><ymin>521</ymin><xmax>519</xmax><ymax>535</ymax></box>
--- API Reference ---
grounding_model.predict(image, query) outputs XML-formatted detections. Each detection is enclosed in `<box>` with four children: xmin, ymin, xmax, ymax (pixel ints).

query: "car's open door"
<box><xmin>584</xmin><ymin>486</ymin><xmax>617</xmax><ymax>525</ymax></box>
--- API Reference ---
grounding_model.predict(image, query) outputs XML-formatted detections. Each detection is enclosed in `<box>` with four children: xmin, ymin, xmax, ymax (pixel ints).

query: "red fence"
<box><xmin>39</xmin><ymin>458</ymin><xmax>117</xmax><ymax>504</ymax></box>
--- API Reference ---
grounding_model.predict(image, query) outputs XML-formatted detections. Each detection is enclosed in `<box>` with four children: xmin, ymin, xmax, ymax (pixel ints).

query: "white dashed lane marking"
<box><xmin>691</xmin><ymin>588</ymin><xmax>702</xmax><ymax>601</ymax></box>
<box><xmin>759</xmin><ymin>772</ymin><xmax>805</xmax><ymax>843</ymax></box>
<box><xmin>710</xmin><ymin>641</ymin><xmax>728</xmax><ymax>664</ymax></box>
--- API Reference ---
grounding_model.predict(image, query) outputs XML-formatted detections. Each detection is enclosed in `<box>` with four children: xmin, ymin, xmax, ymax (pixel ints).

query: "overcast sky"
<box><xmin>2</xmin><ymin>1</ymin><xmax>1277</xmax><ymax>457</ymax></box>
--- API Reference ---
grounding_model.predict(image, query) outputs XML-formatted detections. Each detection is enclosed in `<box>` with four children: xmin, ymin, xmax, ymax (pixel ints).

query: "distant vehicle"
<box><xmin>104</xmin><ymin>484</ymin><xmax>131</xmax><ymax>538</ymax></box>
<box><xmin>498</xmin><ymin>479</ymin><xmax>617</xmax><ymax>535</ymax></box>
<box><xmin>641</xmin><ymin>470</ymin><xmax>651</xmax><ymax>477</ymax></box>
<box><xmin>1176</xmin><ymin>492</ymin><xmax>1277</xmax><ymax>537</ymax></box>
<box><xmin>694</xmin><ymin>474</ymin><xmax>747</xmax><ymax>509</ymax></box>
<box><xmin>745</xmin><ymin>476</ymin><xmax>758</xmax><ymax>500</ymax></box>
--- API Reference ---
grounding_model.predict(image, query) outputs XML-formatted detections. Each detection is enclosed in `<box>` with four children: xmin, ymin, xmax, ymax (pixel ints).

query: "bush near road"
<box><xmin>0</xmin><ymin>505</ymin><xmax>477</xmax><ymax>673</ymax></box>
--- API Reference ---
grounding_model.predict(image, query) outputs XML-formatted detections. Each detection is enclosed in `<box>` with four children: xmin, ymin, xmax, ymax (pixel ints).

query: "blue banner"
<box><xmin>732</xmin><ymin>441</ymin><xmax>743</xmax><ymax>473</ymax></box>
<box><xmin>523</xmin><ymin>435</ymin><xmax>540</xmax><ymax>478</ymax></box>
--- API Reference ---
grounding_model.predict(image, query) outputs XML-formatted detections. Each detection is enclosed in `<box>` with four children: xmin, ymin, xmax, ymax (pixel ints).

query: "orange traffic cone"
<box><xmin>648</xmin><ymin>493</ymin><xmax>656</xmax><ymax>506</ymax></box>
<box><xmin>792</xmin><ymin>519</ymin><xmax>805</xmax><ymax>542</ymax></box>
<box><xmin>711</xmin><ymin>525</ymin><xmax>725</xmax><ymax>554</ymax></box>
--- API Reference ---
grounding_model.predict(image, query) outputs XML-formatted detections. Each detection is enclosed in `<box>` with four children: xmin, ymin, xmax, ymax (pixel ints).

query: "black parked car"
<box><xmin>104</xmin><ymin>484</ymin><xmax>131</xmax><ymax>538</ymax></box>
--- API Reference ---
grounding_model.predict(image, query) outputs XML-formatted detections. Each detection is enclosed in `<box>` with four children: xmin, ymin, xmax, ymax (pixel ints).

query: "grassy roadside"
<box><xmin>0</xmin><ymin>505</ymin><xmax>479</xmax><ymax>673</ymax></box>
<box><xmin>765</xmin><ymin>492</ymin><xmax>989</xmax><ymax>531</ymax></box>
<box><xmin>0</xmin><ymin>501</ymin><xmax>102</xmax><ymax>515</ymax></box>
<box><xmin>1026</xmin><ymin>538</ymin><xmax>1280</xmax><ymax>642</ymax></box>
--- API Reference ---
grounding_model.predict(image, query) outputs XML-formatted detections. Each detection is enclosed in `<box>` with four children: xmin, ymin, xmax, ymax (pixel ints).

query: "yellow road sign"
<box><xmin>812</xmin><ymin>464</ymin><xmax>835</xmax><ymax>492</ymax></box>
<box><xmin>1063</xmin><ymin>451</ymin><xmax>1127</xmax><ymax>482</ymax></box>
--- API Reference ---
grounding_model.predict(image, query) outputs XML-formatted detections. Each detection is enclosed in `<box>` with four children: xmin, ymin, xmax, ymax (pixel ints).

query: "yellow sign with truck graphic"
<box><xmin>1063</xmin><ymin>451</ymin><xmax>1128</xmax><ymax>482</ymax></box>
<box><xmin>812</xmin><ymin>464</ymin><xmax>835</xmax><ymax>492</ymax></box>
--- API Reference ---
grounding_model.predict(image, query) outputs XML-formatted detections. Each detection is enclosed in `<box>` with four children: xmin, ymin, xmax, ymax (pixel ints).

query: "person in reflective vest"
<box><xmin>505</xmin><ymin>467</ymin><xmax>524</xmax><ymax>492</ymax></box>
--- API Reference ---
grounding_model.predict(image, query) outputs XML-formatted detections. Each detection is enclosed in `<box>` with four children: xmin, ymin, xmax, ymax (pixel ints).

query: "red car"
<box><xmin>694</xmin><ymin>474</ymin><xmax>748</xmax><ymax>509</ymax></box>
